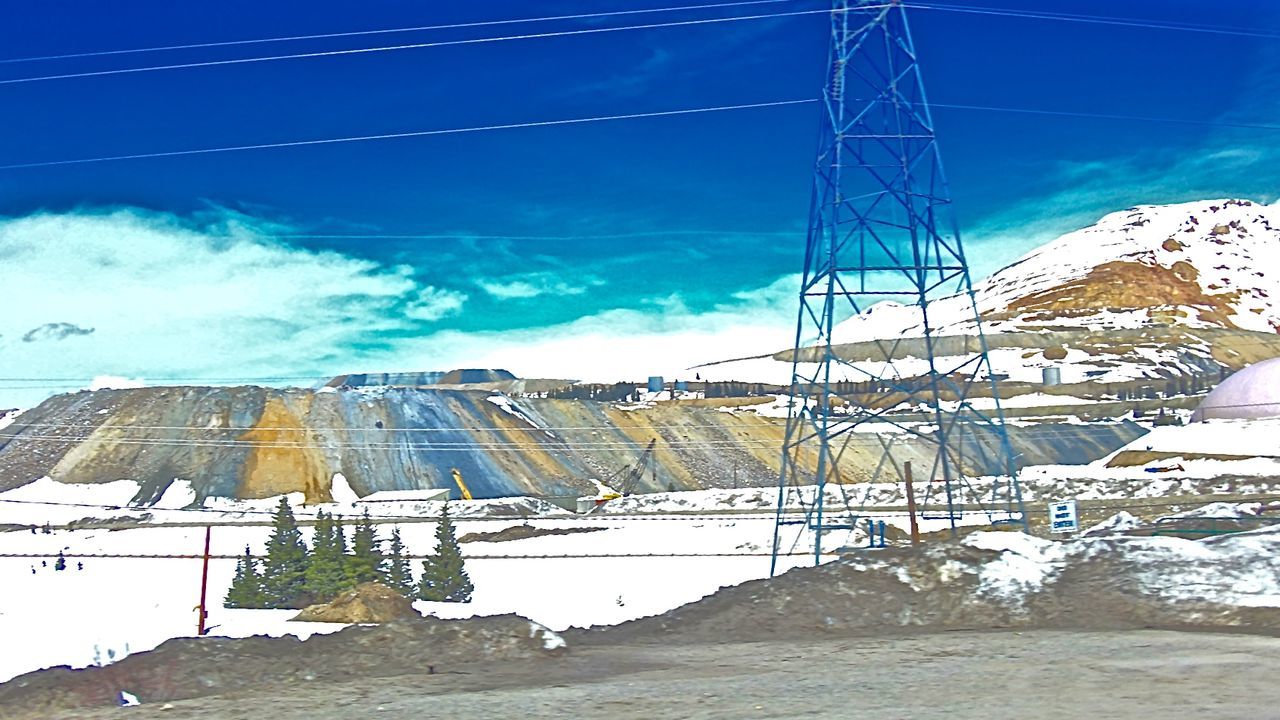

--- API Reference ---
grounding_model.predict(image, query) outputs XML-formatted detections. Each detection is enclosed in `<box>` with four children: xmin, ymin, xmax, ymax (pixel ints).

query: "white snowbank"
<box><xmin>964</xmin><ymin>532</ymin><xmax>1063</xmax><ymax>602</ymax></box>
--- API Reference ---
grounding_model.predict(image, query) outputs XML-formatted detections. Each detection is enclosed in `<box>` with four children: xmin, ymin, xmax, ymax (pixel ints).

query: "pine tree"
<box><xmin>418</xmin><ymin>503</ymin><xmax>473</xmax><ymax>603</ymax></box>
<box><xmin>225</xmin><ymin>545</ymin><xmax>266</xmax><ymax>608</ymax></box>
<box><xmin>383</xmin><ymin>526</ymin><xmax>414</xmax><ymax>596</ymax></box>
<box><xmin>304</xmin><ymin>510</ymin><xmax>348</xmax><ymax>603</ymax></box>
<box><xmin>54</xmin><ymin>552</ymin><xmax>66</xmax><ymax>571</ymax></box>
<box><xmin>346</xmin><ymin>509</ymin><xmax>382</xmax><ymax>586</ymax></box>
<box><xmin>261</xmin><ymin>496</ymin><xmax>310</xmax><ymax>608</ymax></box>
<box><xmin>333</xmin><ymin>516</ymin><xmax>355</xmax><ymax>591</ymax></box>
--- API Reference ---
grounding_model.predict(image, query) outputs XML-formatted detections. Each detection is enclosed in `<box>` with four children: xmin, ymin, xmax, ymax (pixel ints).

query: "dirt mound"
<box><xmin>292</xmin><ymin>582</ymin><xmax>418</xmax><ymax>623</ymax></box>
<box><xmin>0</xmin><ymin>614</ymin><xmax>566</xmax><ymax>715</ymax></box>
<box><xmin>574</xmin><ymin>529</ymin><xmax>1280</xmax><ymax>646</ymax></box>
<box><xmin>459</xmin><ymin>524</ymin><xmax>606</xmax><ymax>543</ymax></box>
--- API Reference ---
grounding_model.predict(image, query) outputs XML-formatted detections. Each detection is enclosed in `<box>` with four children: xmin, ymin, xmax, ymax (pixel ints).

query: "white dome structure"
<box><xmin>1193</xmin><ymin>357</ymin><xmax>1280</xmax><ymax>422</ymax></box>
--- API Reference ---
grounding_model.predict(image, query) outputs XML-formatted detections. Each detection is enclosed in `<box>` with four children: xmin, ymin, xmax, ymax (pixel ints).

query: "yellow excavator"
<box><xmin>593</xmin><ymin>439</ymin><xmax>657</xmax><ymax>506</ymax></box>
<box><xmin>450</xmin><ymin>468</ymin><xmax>474</xmax><ymax>500</ymax></box>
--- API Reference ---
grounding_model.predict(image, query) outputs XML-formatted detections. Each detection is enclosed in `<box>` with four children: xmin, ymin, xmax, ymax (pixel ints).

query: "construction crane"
<box><xmin>593</xmin><ymin>439</ymin><xmax>658</xmax><ymax>504</ymax></box>
<box><xmin>450</xmin><ymin>468</ymin><xmax>473</xmax><ymax>501</ymax></box>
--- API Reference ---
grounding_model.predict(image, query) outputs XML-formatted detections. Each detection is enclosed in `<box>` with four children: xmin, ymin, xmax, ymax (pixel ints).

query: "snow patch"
<box><xmin>328</xmin><ymin>473</ymin><xmax>361</xmax><ymax>506</ymax></box>
<box><xmin>965</xmin><ymin>532</ymin><xmax>1064</xmax><ymax>603</ymax></box>
<box><xmin>1081</xmin><ymin>511</ymin><xmax>1143</xmax><ymax>537</ymax></box>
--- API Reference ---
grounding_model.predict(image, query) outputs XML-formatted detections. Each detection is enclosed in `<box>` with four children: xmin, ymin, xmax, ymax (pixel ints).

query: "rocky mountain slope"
<box><xmin>829</xmin><ymin>198</ymin><xmax>1280</xmax><ymax>386</ymax></box>
<box><xmin>695</xmin><ymin>199</ymin><xmax>1280</xmax><ymax>396</ymax></box>
<box><xmin>0</xmin><ymin>385</ymin><xmax>1139</xmax><ymax>502</ymax></box>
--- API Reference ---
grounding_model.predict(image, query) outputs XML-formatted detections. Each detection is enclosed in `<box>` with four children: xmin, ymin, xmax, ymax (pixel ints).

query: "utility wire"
<box><xmin>929</xmin><ymin>101</ymin><xmax>1280</xmax><ymax>133</ymax></box>
<box><xmin>275</xmin><ymin>230</ymin><xmax>801</xmax><ymax>241</ymax></box>
<box><xmin>0</xmin><ymin>489</ymin><xmax>1271</xmax><ymax>527</ymax></box>
<box><xmin>906</xmin><ymin>2</ymin><xmax>1280</xmax><ymax>41</ymax></box>
<box><xmin>2</xmin><ymin>1</ymin><xmax>1266</xmax><ymax>73</ymax></box>
<box><xmin>3</xmin><ymin>420</ymin><xmax>791</xmax><ymax>433</ymax></box>
<box><xmin>0</xmin><ymin>98</ymin><xmax>817</xmax><ymax>170</ymax></box>
<box><xmin>0</xmin><ymin>422</ymin><xmax>1115</xmax><ymax>439</ymax></box>
<box><xmin>9</xmin><ymin>94</ymin><xmax>1280</xmax><ymax>172</ymax></box>
<box><xmin>0</xmin><ymin>426</ymin><xmax>1156</xmax><ymax>451</ymax></box>
<box><xmin>0</xmin><ymin>8</ymin><xmax>846</xmax><ymax>86</ymax></box>
<box><xmin>0</xmin><ymin>0</ymin><xmax>808</xmax><ymax>65</ymax></box>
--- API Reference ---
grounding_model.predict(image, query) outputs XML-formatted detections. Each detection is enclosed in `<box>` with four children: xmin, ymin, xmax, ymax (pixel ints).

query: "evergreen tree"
<box><xmin>418</xmin><ymin>503</ymin><xmax>473</xmax><ymax>602</ymax></box>
<box><xmin>346</xmin><ymin>509</ymin><xmax>382</xmax><ymax>585</ymax></box>
<box><xmin>304</xmin><ymin>510</ymin><xmax>348</xmax><ymax>603</ymax></box>
<box><xmin>383</xmin><ymin>526</ymin><xmax>414</xmax><ymax>596</ymax></box>
<box><xmin>261</xmin><ymin>496</ymin><xmax>310</xmax><ymax>607</ymax></box>
<box><xmin>224</xmin><ymin>545</ymin><xmax>266</xmax><ymax>608</ymax></box>
<box><xmin>54</xmin><ymin>552</ymin><xmax>66</xmax><ymax>571</ymax></box>
<box><xmin>333</xmin><ymin>516</ymin><xmax>354</xmax><ymax>591</ymax></box>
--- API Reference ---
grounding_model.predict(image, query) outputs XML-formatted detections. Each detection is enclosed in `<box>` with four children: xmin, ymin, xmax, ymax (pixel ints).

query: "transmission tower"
<box><xmin>770</xmin><ymin>0</ymin><xmax>1025</xmax><ymax>574</ymax></box>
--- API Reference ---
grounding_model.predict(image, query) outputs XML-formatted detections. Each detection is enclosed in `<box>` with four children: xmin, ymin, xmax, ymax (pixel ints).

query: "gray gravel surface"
<box><xmin>33</xmin><ymin>630</ymin><xmax>1280</xmax><ymax>720</ymax></box>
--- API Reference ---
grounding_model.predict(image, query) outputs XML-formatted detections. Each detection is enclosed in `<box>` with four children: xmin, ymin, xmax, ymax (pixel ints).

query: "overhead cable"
<box><xmin>0</xmin><ymin>8</ymin><xmax>849</xmax><ymax>86</ymax></box>
<box><xmin>0</xmin><ymin>0</ymin><xmax>808</xmax><ymax>65</ymax></box>
<box><xmin>0</xmin><ymin>98</ymin><xmax>817</xmax><ymax>170</ymax></box>
<box><xmin>906</xmin><ymin>2</ymin><xmax>1280</xmax><ymax>40</ymax></box>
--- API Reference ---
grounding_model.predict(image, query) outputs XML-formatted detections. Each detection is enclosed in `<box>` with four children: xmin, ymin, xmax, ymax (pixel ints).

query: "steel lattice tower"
<box><xmin>770</xmin><ymin>0</ymin><xmax>1025</xmax><ymax>574</ymax></box>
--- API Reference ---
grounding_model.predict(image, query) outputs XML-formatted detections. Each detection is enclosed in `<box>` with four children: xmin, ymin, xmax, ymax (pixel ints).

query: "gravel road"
<box><xmin>41</xmin><ymin>629</ymin><xmax>1280</xmax><ymax>720</ymax></box>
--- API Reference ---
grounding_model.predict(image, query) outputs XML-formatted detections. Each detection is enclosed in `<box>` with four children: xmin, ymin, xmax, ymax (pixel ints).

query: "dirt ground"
<box><xmin>24</xmin><ymin>629</ymin><xmax>1280</xmax><ymax>720</ymax></box>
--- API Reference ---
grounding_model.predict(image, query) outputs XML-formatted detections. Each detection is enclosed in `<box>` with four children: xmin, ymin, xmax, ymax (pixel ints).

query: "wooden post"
<box><xmin>904</xmin><ymin>462</ymin><xmax>921</xmax><ymax>546</ymax></box>
<box><xmin>197</xmin><ymin>525</ymin><xmax>211</xmax><ymax>636</ymax></box>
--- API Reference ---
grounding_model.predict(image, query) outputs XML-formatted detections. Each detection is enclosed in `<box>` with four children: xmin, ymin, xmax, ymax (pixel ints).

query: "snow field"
<box><xmin>0</xmin><ymin>498</ymin><xmax>844</xmax><ymax>683</ymax></box>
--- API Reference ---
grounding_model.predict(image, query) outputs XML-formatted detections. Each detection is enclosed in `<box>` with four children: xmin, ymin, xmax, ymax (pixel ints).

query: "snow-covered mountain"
<box><xmin>695</xmin><ymin>199</ymin><xmax>1280</xmax><ymax>391</ymax></box>
<box><xmin>835</xmin><ymin>198</ymin><xmax>1280</xmax><ymax>341</ymax></box>
<box><xmin>835</xmin><ymin>199</ymin><xmax>1280</xmax><ymax>389</ymax></box>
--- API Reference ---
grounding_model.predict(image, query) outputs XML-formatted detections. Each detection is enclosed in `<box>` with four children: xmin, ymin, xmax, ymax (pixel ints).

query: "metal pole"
<box><xmin>197</xmin><ymin>525</ymin><xmax>211</xmax><ymax>636</ymax></box>
<box><xmin>904</xmin><ymin>461</ymin><xmax>921</xmax><ymax>546</ymax></box>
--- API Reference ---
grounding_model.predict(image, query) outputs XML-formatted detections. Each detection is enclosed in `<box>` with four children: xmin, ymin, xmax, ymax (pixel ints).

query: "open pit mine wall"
<box><xmin>0</xmin><ymin>386</ymin><xmax>1145</xmax><ymax>504</ymax></box>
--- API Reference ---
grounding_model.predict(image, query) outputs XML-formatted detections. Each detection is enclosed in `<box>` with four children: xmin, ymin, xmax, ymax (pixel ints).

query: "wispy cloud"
<box><xmin>475</xmin><ymin>271</ymin><xmax>604</xmax><ymax>300</ymax></box>
<box><xmin>964</xmin><ymin>108</ymin><xmax>1280</xmax><ymax>279</ymax></box>
<box><xmin>0</xmin><ymin>207</ymin><xmax>466</xmax><ymax>404</ymax></box>
<box><xmin>21</xmin><ymin>322</ymin><xmax>95</xmax><ymax>343</ymax></box>
<box><xmin>405</xmin><ymin>273</ymin><xmax>803</xmax><ymax>382</ymax></box>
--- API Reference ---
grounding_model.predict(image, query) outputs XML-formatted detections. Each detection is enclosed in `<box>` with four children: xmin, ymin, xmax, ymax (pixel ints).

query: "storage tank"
<box><xmin>1192</xmin><ymin>357</ymin><xmax>1280</xmax><ymax>421</ymax></box>
<box><xmin>1041</xmin><ymin>367</ymin><xmax>1062</xmax><ymax>387</ymax></box>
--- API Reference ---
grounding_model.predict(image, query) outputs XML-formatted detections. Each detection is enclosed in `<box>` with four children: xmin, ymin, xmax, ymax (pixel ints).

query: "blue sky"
<box><xmin>1</xmin><ymin>0</ymin><xmax>1278</xmax><ymax>405</ymax></box>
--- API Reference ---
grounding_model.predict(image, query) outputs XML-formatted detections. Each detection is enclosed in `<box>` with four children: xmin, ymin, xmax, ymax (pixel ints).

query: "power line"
<box><xmin>3</xmin><ymin>420</ymin><xmax>787</xmax><ymax>433</ymax></box>
<box><xmin>930</xmin><ymin>101</ymin><xmax>1280</xmax><ymax>133</ymax></box>
<box><xmin>0</xmin><ymin>490</ymin><xmax>1271</xmax><ymax>531</ymax></box>
<box><xmin>0</xmin><ymin>0</ymin><xmax>810</xmax><ymax>65</ymax></box>
<box><xmin>0</xmin><ymin>98</ymin><xmax>818</xmax><ymax>170</ymax></box>
<box><xmin>906</xmin><ymin>2</ymin><xmax>1280</xmax><ymax>41</ymax></box>
<box><xmin>0</xmin><ymin>7</ymin><xmax>846</xmax><ymax>87</ymax></box>
<box><xmin>0</xmin><ymin>494</ymin><xmax>788</xmax><ymax>522</ymax></box>
<box><xmin>0</xmin><ymin>426</ymin><xmax>1152</xmax><ymax>451</ymax></box>
<box><xmin>275</xmin><ymin>230</ymin><xmax>801</xmax><ymax>241</ymax></box>
<box><xmin>0</xmin><ymin>432</ymin><xmax>792</xmax><ymax>450</ymax></box>
<box><xmin>0</xmin><ymin>0</ymin><xmax>1259</xmax><ymax>85</ymax></box>
<box><xmin>9</xmin><ymin>93</ymin><xmax>1280</xmax><ymax>173</ymax></box>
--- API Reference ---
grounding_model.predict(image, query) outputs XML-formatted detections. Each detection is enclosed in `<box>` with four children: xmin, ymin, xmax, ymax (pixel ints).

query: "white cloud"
<box><xmin>405</xmin><ymin>286</ymin><xmax>468</xmax><ymax>321</ymax></box>
<box><xmin>409</xmin><ymin>274</ymin><xmax>803</xmax><ymax>383</ymax></box>
<box><xmin>0</xmin><ymin>207</ymin><xmax>465</xmax><ymax>405</ymax></box>
<box><xmin>0</xmin><ymin>205</ymin><xmax>812</xmax><ymax>406</ymax></box>
<box><xmin>475</xmin><ymin>271</ymin><xmax>603</xmax><ymax>300</ymax></box>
